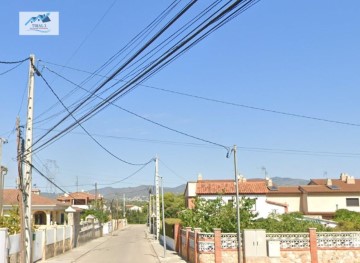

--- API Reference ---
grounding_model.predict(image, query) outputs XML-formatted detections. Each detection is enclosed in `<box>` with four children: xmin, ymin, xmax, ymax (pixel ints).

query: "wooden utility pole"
<box><xmin>23</xmin><ymin>54</ymin><xmax>35</xmax><ymax>263</ymax></box>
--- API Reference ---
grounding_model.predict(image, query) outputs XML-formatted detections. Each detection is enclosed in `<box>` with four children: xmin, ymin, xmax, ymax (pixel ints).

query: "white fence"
<box><xmin>0</xmin><ymin>219</ymin><xmax>126</xmax><ymax>263</ymax></box>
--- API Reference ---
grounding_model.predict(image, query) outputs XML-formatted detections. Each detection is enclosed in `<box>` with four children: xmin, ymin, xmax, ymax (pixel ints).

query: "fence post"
<box><xmin>213</xmin><ymin>228</ymin><xmax>222</xmax><ymax>263</ymax></box>
<box><xmin>186</xmin><ymin>227</ymin><xmax>192</xmax><ymax>262</ymax></box>
<box><xmin>0</xmin><ymin>228</ymin><xmax>8</xmax><ymax>263</ymax></box>
<box><xmin>194</xmin><ymin>228</ymin><xmax>201</xmax><ymax>263</ymax></box>
<box><xmin>309</xmin><ymin>228</ymin><xmax>318</xmax><ymax>263</ymax></box>
<box><xmin>174</xmin><ymin>223</ymin><xmax>180</xmax><ymax>253</ymax></box>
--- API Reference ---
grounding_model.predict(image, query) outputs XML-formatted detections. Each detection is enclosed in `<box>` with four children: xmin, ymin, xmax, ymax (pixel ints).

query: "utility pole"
<box><xmin>155</xmin><ymin>156</ymin><xmax>160</xmax><ymax>240</ymax></box>
<box><xmin>123</xmin><ymin>194</ymin><xmax>126</xmax><ymax>218</ymax></box>
<box><xmin>95</xmin><ymin>182</ymin><xmax>98</xmax><ymax>208</ymax></box>
<box><xmin>148</xmin><ymin>188</ymin><xmax>152</xmax><ymax>233</ymax></box>
<box><xmin>0</xmin><ymin>138</ymin><xmax>8</xmax><ymax>216</ymax></box>
<box><xmin>16</xmin><ymin>117</ymin><xmax>25</xmax><ymax>263</ymax></box>
<box><xmin>232</xmin><ymin>145</ymin><xmax>241</xmax><ymax>263</ymax></box>
<box><xmin>23</xmin><ymin>54</ymin><xmax>35</xmax><ymax>263</ymax></box>
<box><xmin>161</xmin><ymin>177</ymin><xmax>166</xmax><ymax>258</ymax></box>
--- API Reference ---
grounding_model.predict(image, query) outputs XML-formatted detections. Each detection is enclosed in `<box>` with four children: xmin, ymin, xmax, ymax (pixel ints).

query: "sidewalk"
<box><xmin>146</xmin><ymin>231</ymin><xmax>187</xmax><ymax>263</ymax></box>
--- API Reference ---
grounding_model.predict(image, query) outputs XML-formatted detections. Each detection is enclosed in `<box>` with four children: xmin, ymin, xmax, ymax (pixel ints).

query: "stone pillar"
<box><xmin>185</xmin><ymin>227</ymin><xmax>192</xmax><ymax>262</ymax></box>
<box><xmin>213</xmin><ymin>228</ymin><xmax>222</xmax><ymax>263</ymax></box>
<box><xmin>65</xmin><ymin>207</ymin><xmax>80</xmax><ymax>248</ymax></box>
<box><xmin>46</xmin><ymin>211</ymin><xmax>51</xmax><ymax>226</ymax></box>
<box><xmin>309</xmin><ymin>228</ymin><xmax>318</xmax><ymax>263</ymax></box>
<box><xmin>194</xmin><ymin>228</ymin><xmax>201</xmax><ymax>263</ymax></box>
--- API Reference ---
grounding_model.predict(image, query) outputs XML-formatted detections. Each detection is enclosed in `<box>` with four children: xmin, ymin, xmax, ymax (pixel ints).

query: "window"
<box><xmin>346</xmin><ymin>198</ymin><xmax>359</xmax><ymax>207</ymax></box>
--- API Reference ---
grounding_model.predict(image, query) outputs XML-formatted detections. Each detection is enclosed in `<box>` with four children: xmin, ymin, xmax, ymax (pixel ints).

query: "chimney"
<box><xmin>326</xmin><ymin>178</ymin><xmax>332</xmax><ymax>186</ymax></box>
<box><xmin>237</xmin><ymin>174</ymin><xmax>246</xmax><ymax>183</ymax></box>
<box><xmin>340</xmin><ymin>173</ymin><xmax>348</xmax><ymax>182</ymax></box>
<box><xmin>266</xmin><ymin>178</ymin><xmax>273</xmax><ymax>187</ymax></box>
<box><xmin>197</xmin><ymin>173</ymin><xmax>203</xmax><ymax>181</ymax></box>
<box><xmin>32</xmin><ymin>189</ymin><xmax>40</xmax><ymax>195</ymax></box>
<box><xmin>346</xmin><ymin>175</ymin><xmax>355</xmax><ymax>184</ymax></box>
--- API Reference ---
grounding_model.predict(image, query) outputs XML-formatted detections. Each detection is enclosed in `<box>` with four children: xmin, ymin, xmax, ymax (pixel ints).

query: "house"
<box><xmin>57</xmin><ymin>191</ymin><xmax>103</xmax><ymax>210</ymax></box>
<box><xmin>184</xmin><ymin>174</ymin><xmax>287</xmax><ymax>218</ymax></box>
<box><xmin>301</xmin><ymin>173</ymin><xmax>360</xmax><ymax>219</ymax></box>
<box><xmin>126</xmin><ymin>205</ymin><xmax>142</xmax><ymax>212</ymax></box>
<box><xmin>2</xmin><ymin>189</ymin><xmax>68</xmax><ymax>225</ymax></box>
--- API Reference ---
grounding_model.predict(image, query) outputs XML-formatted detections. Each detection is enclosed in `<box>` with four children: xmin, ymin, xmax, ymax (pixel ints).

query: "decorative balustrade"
<box><xmin>266</xmin><ymin>233</ymin><xmax>310</xmax><ymax>249</ymax></box>
<box><xmin>198</xmin><ymin>241</ymin><xmax>215</xmax><ymax>252</ymax></box>
<box><xmin>317</xmin><ymin>232</ymin><xmax>360</xmax><ymax>248</ymax></box>
<box><xmin>198</xmin><ymin>233</ymin><xmax>215</xmax><ymax>240</ymax></box>
<box><xmin>221</xmin><ymin>233</ymin><xmax>240</xmax><ymax>249</ymax></box>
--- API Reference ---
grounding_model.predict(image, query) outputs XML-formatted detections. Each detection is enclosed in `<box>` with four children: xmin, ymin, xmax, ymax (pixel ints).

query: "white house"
<box><xmin>184</xmin><ymin>174</ymin><xmax>287</xmax><ymax>218</ymax></box>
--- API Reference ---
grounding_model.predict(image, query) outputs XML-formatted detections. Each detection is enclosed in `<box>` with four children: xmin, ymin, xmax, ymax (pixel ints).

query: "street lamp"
<box><xmin>228</xmin><ymin>145</ymin><xmax>241</xmax><ymax>263</ymax></box>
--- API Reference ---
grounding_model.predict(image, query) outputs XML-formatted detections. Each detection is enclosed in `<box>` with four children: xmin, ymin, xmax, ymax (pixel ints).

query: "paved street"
<box><xmin>43</xmin><ymin>224</ymin><xmax>185</xmax><ymax>263</ymax></box>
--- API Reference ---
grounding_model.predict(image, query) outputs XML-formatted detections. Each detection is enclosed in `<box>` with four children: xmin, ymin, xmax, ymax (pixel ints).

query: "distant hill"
<box><xmin>39</xmin><ymin>177</ymin><xmax>309</xmax><ymax>201</ymax></box>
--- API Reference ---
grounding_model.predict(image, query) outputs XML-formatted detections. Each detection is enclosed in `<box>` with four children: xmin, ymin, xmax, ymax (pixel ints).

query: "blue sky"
<box><xmin>1</xmin><ymin>0</ymin><xmax>360</xmax><ymax>194</ymax></box>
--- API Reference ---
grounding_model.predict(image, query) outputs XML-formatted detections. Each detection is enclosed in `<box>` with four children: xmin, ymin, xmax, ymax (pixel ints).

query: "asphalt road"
<box><xmin>75</xmin><ymin>225</ymin><xmax>159</xmax><ymax>263</ymax></box>
<box><xmin>43</xmin><ymin>224</ymin><xmax>160</xmax><ymax>263</ymax></box>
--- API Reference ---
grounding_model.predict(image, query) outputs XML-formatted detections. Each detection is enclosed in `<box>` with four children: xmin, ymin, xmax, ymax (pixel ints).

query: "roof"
<box><xmin>267</xmin><ymin>186</ymin><xmax>301</xmax><ymax>194</ymax></box>
<box><xmin>57</xmin><ymin>192</ymin><xmax>97</xmax><ymax>201</ymax></box>
<box><xmin>196</xmin><ymin>180</ymin><xmax>269</xmax><ymax>195</ymax></box>
<box><xmin>302</xmin><ymin>178</ymin><xmax>360</xmax><ymax>193</ymax></box>
<box><xmin>3</xmin><ymin>189</ymin><xmax>64</xmax><ymax>206</ymax></box>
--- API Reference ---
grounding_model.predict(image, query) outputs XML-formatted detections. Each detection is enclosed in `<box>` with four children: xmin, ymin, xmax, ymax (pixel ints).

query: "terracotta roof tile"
<box><xmin>267</xmin><ymin>186</ymin><xmax>301</xmax><ymax>194</ymax></box>
<box><xmin>304</xmin><ymin>179</ymin><xmax>360</xmax><ymax>193</ymax></box>
<box><xmin>196</xmin><ymin>180</ymin><xmax>268</xmax><ymax>195</ymax></box>
<box><xmin>3</xmin><ymin>189</ymin><xmax>63</xmax><ymax>206</ymax></box>
<box><xmin>57</xmin><ymin>192</ymin><xmax>97</xmax><ymax>201</ymax></box>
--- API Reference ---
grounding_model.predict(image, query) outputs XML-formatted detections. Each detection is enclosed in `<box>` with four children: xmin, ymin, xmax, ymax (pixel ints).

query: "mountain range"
<box><xmin>41</xmin><ymin>177</ymin><xmax>309</xmax><ymax>201</ymax></box>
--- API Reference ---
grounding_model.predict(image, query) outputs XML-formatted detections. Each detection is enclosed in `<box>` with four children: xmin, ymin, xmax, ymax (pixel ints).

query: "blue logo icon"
<box><xmin>25</xmin><ymin>13</ymin><xmax>51</xmax><ymax>26</ymax></box>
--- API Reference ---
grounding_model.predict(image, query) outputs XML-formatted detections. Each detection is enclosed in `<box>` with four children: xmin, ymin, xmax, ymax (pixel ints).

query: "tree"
<box><xmin>162</xmin><ymin>193</ymin><xmax>185</xmax><ymax>219</ymax></box>
<box><xmin>81</xmin><ymin>200</ymin><xmax>110</xmax><ymax>223</ymax></box>
<box><xmin>0</xmin><ymin>206</ymin><xmax>21</xmax><ymax>234</ymax></box>
<box><xmin>333</xmin><ymin>209</ymin><xmax>360</xmax><ymax>231</ymax></box>
<box><xmin>253</xmin><ymin>212</ymin><xmax>329</xmax><ymax>232</ymax></box>
<box><xmin>179</xmin><ymin>196</ymin><xmax>257</xmax><ymax>232</ymax></box>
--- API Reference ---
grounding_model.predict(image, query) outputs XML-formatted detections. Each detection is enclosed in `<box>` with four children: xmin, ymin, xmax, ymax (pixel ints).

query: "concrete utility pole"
<box><xmin>123</xmin><ymin>194</ymin><xmax>125</xmax><ymax>218</ymax></box>
<box><xmin>161</xmin><ymin>177</ymin><xmax>166</xmax><ymax>258</ymax></box>
<box><xmin>95</xmin><ymin>182</ymin><xmax>98</xmax><ymax>208</ymax></box>
<box><xmin>148</xmin><ymin>190</ymin><xmax>152</xmax><ymax>233</ymax></box>
<box><xmin>0</xmin><ymin>138</ymin><xmax>8</xmax><ymax>216</ymax></box>
<box><xmin>16</xmin><ymin>117</ymin><xmax>26</xmax><ymax>263</ymax></box>
<box><xmin>155</xmin><ymin>156</ymin><xmax>160</xmax><ymax>240</ymax></box>
<box><xmin>232</xmin><ymin>145</ymin><xmax>241</xmax><ymax>263</ymax></box>
<box><xmin>24</xmin><ymin>54</ymin><xmax>35</xmax><ymax>263</ymax></box>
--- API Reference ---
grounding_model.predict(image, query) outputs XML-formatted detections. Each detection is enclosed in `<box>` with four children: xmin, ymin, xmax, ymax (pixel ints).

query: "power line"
<box><xmin>31</xmin><ymin>0</ymin><xmax>256</xmax><ymax>154</ymax></box>
<box><xmin>0</xmin><ymin>61</ymin><xmax>26</xmax><ymax>76</ymax></box>
<box><xmin>24</xmin><ymin>161</ymin><xmax>72</xmax><ymax>196</ymax></box>
<box><xmin>37</xmin><ymin>66</ymin><xmax>230</xmax><ymax>154</ymax></box>
<box><xmin>31</xmin><ymin>1</ymin><xmax>197</xmax><ymax>150</ymax></box>
<box><xmin>39</xmin><ymin>60</ymin><xmax>360</xmax><ymax>128</ymax></box>
<box><xmin>36</xmin><ymin>66</ymin><xmax>155</xmax><ymax>166</ymax></box>
<box><xmin>159</xmin><ymin>159</ymin><xmax>188</xmax><ymax>182</ymax></box>
<box><xmin>0</xmin><ymin>57</ymin><xmax>29</xmax><ymax>64</ymax></box>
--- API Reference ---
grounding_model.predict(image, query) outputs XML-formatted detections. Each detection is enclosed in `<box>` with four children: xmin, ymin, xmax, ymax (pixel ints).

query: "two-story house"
<box><xmin>184</xmin><ymin>174</ymin><xmax>287</xmax><ymax>218</ymax></box>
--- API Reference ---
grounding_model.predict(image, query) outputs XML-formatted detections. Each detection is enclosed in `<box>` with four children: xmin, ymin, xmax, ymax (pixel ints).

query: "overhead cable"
<box><xmin>36</xmin><ymin>66</ymin><xmax>155</xmax><ymax>166</ymax></box>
